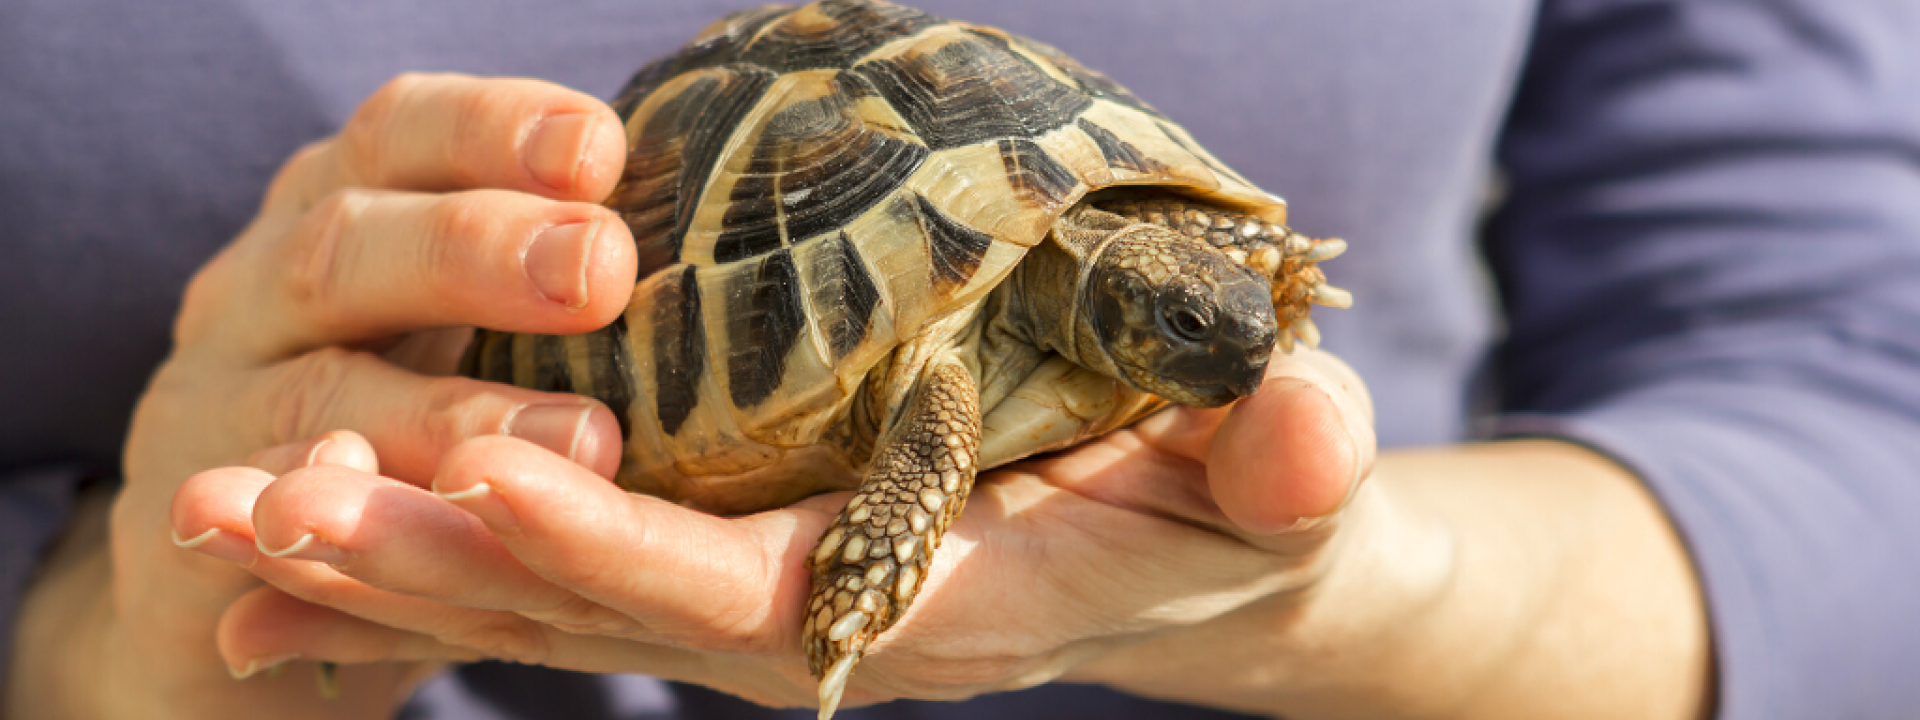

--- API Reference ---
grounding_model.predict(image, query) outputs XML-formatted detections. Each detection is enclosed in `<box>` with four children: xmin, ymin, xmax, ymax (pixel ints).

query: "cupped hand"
<box><xmin>10</xmin><ymin>74</ymin><xmax>638</xmax><ymax>720</ymax></box>
<box><xmin>172</xmin><ymin>347</ymin><xmax>1406</xmax><ymax>715</ymax></box>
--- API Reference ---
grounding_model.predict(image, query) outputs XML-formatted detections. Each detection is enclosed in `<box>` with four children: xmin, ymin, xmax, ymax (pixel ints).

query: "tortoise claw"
<box><xmin>818</xmin><ymin>655</ymin><xmax>857</xmax><ymax>720</ymax></box>
<box><xmin>1293</xmin><ymin>317</ymin><xmax>1322</xmax><ymax>349</ymax></box>
<box><xmin>1309</xmin><ymin>282</ymin><xmax>1353</xmax><ymax>309</ymax></box>
<box><xmin>1305</xmin><ymin>237</ymin><xmax>1348</xmax><ymax>263</ymax></box>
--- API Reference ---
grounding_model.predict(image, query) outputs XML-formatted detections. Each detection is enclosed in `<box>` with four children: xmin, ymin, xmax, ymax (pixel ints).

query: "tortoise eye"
<box><xmin>1162</xmin><ymin>304</ymin><xmax>1213</xmax><ymax>342</ymax></box>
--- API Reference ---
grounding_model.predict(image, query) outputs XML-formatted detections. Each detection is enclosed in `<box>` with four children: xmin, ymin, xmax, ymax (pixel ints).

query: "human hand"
<box><xmin>5</xmin><ymin>73</ymin><xmax>637</xmax><ymax>720</ymax></box>
<box><xmin>171</xmin><ymin>346</ymin><xmax>1398</xmax><ymax>714</ymax></box>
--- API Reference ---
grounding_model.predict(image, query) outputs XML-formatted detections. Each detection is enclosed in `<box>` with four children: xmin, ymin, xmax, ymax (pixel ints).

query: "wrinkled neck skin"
<box><xmin>1003</xmin><ymin>206</ymin><xmax>1136</xmax><ymax>381</ymax></box>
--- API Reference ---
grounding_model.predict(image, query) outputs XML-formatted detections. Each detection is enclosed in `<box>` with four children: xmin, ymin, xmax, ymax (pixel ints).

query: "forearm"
<box><xmin>1370</xmin><ymin>440</ymin><xmax>1711</xmax><ymax>719</ymax></box>
<box><xmin>1082</xmin><ymin>439</ymin><xmax>1712</xmax><ymax>720</ymax></box>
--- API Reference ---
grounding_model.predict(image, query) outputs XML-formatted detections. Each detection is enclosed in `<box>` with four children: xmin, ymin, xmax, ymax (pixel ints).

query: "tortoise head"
<box><xmin>1083</xmin><ymin>225</ymin><xmax>1278</xmax><ymax>408</ymax></box>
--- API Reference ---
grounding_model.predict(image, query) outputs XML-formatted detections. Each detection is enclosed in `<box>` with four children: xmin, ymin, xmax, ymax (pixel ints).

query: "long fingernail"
<box><xmin>229</xmin><ymin>652</ymin><xmax>300</xmax><ymax>681</ymax></box>
<box><xmin>526</xmin><ymin>218</ymin><xmax>599</xmax><ymax>309</ymax></box>
<box><xmin>507</xmin><ymin>403</ymin><xmax>594</xmax><ymax>462</ymax></box>
<box><xmin>524</xmin><ymin>113</ymin><xmax>599</xmax><ymax>191</ymax></box>
<box><xmin>256</xmin><ymin>533</ymin><xmax>352</xmax><ymax>566</ymax></box>
<box><xmin>433</xmin><ymin>480</ymin><xmax>520</xmax><ymax>532</ymax></box>
<box><xmin>172</xmin><ymin>528</ymin><xmax>258</xmax><ymax>567</ymax></box>
<box><xmin>302</xmin><ymin>437</ymin><xmax>333</xmax><ymax>468</ymax></box>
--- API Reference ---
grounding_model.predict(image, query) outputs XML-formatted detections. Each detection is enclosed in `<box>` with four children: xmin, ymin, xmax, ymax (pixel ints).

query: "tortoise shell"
<box><xmin>465</xmin><ymin>0</ymin><xmax>1289</xmax><ymax>510</ymax></box>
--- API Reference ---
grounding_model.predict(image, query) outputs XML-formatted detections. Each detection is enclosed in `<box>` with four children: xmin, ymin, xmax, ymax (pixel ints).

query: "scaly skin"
<box><xmin>796</xmin><ymin>204</ymin><xmax>1353</xmax><ymax>718</ymax></box>
<box><xmin>804</xmin><ymin>356</ymin><xmax>981</xmax><ymax>719</ymax></box>
<box><xmin>1096</xmin><ymin>193</ymin><xmax>1352</xmax><ymax>350</ymax></box>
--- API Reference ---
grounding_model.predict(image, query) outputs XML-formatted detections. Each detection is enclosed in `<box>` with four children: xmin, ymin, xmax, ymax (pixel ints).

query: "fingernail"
<box><xmin>229</xmin><ymin>652</ymin><xmax>300</xmax><ymax>681</ymax></box>
<box><xmin>524</xmin><ymin>113</ymin><xmax>598</xmax><ymax>191</ymax></box>
<box><xmin>526</xmin><ymin>218</ymin><xmax>599</xmax><ymax>309</ymax></box>
<box><xmin>172</xmin><ymin>528</ymin><xmax>258</xmax><ymax>567</ymax></box>
<box><xmin>302</xmin><ymin>437</ymin><xmax>333</xmax><ymax>468</ymax></box>
<box><xmin>433</xmin><ymin>480</ymin><xmax>520</xmax><ymax>532</ymax></box>
<box><xmin>256</xmin><ymin>533</ymin><xmax>352</xmax><ymax>566</ymax></box>
<box><xmin>506</xmin><ymin>403</ymin><xmax>593</xmax><ymax>462</ymax></box>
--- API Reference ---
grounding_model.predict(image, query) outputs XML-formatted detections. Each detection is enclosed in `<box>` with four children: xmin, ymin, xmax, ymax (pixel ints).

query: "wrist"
<box><xmin>1067</xmin><ymin>477</ymin><xmax>1462</xmax><ymax>716</ymax></box>
<box><xmin>1303</xmin><ymin>441</ymin><xmax>1711</xmax><ymax>720</ymax></box>
<box><xmin>1074</xmin><ymin>440</ymin><xmax>1710</xmax><ymax>720</ymax></box>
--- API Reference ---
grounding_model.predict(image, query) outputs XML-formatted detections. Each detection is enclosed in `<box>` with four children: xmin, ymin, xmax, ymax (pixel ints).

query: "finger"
<box><xmin>1207</xmin><ymin>349</ymin><xmax>1377</xmax><ymax>534</ymax></box>
<box><xmin>219</xmin><ymin>566</ymin><xmax>554</xmax><ymax>672</ymax></box>
<box><xmin>247</xmin><ymin>463</ymin><xmax>624</xmax><ymax>633</ymax></box>
<box><xmin>226</xmin><ymin>514</ymin><xmax>583</xmax><ymax>668</ymax></box>
<box><xmin>244</xmin><ymin>430</ymin><xmax>380</xmax><ymax>477</ymax></box>
<box><xmin>214</xmin><ymin>584</ymin><xmax>794</xmax><ymax>702</ymax></box>
<box><xmin>198</xmin><ymin>587</ymin><xmax>430</xmax><ymax>714</ymax></box>
<box><xmin>241</xmin><ymin>349</ymin><xmax>621</xmax><ymax>483</ymax></box>
<box><xmin>268</xmin><ymin>73</ymin><xmax>626</xmax><ymax>210</ymax></box>
<box><xmin>1121</xmin><ymin>348</ymin><xmax>1375</xmax><ymax>535</ymax></box>
<box><xmin>226</xmin><ymin>548</ymin><xmax>725</xmax><ymax>682</ymax></box>
<box><xmin>431</xmin><ymin>435</ymin><xmax>815</xmax><ymax>655</ymax></box>
<box><xmin>224</xmin><ymin>188</ymin><xmax>634</xmax><ymax>360</ymax></box>
<box><xmin>171</xmin><ymin>466</ymin><xmax>277</xmax><ymax>569</ymax></box>
<box><xmin>171</xmin><ymin>433</ymin><xmax>382</xmax><ymax>568</ymax></box>
<box><xmin>217</xmin><ymin>584</ymin><xmax>479</xmax><ymax>676</ymax></box>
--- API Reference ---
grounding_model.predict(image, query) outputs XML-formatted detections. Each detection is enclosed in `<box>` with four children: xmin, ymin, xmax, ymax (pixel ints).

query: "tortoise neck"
<box><xmin>1006</xmin><ymin>206</ymin><xmax>1134</xmax><ymax>379</ymax></box>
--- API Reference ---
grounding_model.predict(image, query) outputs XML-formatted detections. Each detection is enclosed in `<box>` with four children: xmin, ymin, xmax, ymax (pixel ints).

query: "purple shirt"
<box><xmin>4</xmin><ymin>1</ymin><xmax>1918</xmax><ymax>717</ymax></box>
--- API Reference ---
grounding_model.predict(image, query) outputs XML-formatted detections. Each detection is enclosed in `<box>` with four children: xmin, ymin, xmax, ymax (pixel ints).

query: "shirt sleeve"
<box><xmin>1486</xmin><ymin>1</ymin><xmax>1920</xmax><ymax>717</ymax></box>
<box><xmin>0</xmin><ymin>465</ymin><xmax>90</xmax><ymax>690</ymax></box>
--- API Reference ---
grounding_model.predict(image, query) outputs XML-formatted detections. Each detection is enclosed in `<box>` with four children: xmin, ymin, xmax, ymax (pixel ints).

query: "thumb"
<box><xmin>1180</xmin><ymin>349</ymin><xmax>1376</xmax><ymax>535</ymax></box>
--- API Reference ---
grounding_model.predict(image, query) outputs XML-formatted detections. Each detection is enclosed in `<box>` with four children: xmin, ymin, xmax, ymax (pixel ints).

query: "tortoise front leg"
<box><xmin>805</xmin><ymin>356</ymin><xmax>980</xmax><ymax>719</ymax></box>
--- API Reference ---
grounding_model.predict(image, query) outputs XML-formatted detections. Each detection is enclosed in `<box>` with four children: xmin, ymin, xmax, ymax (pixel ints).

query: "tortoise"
<box><xmin>460</xmin><ymin>0</ymin><xmax>1350</xmax><ymax>715</ymax></box>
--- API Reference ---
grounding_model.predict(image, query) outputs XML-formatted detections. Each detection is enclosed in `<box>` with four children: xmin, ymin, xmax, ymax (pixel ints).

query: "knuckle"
<box><xmin>418</xmin><ymin>193</ymin><xmax>497</xmax><ymax>302</ymax></box>
<box><xmin>265</xmin><ymin>140</ymin><xmax>336</xmax><ymax>211</ymax></box>
<box><xmin>339</xmin><ymin>74</ymin><xmax>424</xmax><ymax>180</ymax></box>
<box><xmin>264</xmin><ymin>347</ymin><xmax>366</xmax><ymax>445</ymax></box>
<box><xmin>280</xmin><ymin>189</ymin><xmax>365</xmax><ymax>333</ymax></box>
<box><xmin>173</xmin><ymin>249</ymin><xmax>239</xmax><ymax>347</ymax></box>
<box><xmin>415</xmin><ymin>375</ymin><xmax>503</xmax><ymax>451</ymax></box>
<box><xmin>445</xmin><ymin>82</ymin><xmax>534</xmax><ymax>188</ymax></box>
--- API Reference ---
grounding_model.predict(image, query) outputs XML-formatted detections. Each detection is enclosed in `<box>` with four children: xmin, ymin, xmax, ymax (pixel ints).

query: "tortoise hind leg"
<box><xmin>805</xmin><ymin>356</ymin><xmax>981</xmax><ymax>719</ymax></box>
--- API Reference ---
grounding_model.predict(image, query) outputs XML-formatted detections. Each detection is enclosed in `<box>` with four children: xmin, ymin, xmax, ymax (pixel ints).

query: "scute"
<box><xmin>609</xmin><ymin>5</ymin><xmax>790</xmax><ymax>116</ymax></box>
<box><xmin>648</xmin><ymin>265</ymin><xmax>708</xmax><ymax>436</ymax></box>
<box><xmin>1077</xmin><ymin>118</ymin><xmax>1169</xmax><ymax>177</ymax></box>
<box><xmin>810</xmin><ymin>232</ymin><xmax>884</xmax><ymax>362</ymax></box>
<box><xmin>725</xmin><ymin>247</ymin><xmax>809</xmax><ymax>408</ymax></box>
<box><xmin>849</xmin><ymin>28</ymin><xmax>1092</xmax><ymax>151</ymax></box>
<box><xmin>611</xmin><ymin>65</ymin><xmax>779</xmax><ymax>278</ymax></box>
<box><xmin>704</xmin><ymin>70</ymin><xmax>930</xmax><ymax>264</ymax></box>
<box><xmin>995</xmin><ymin>137</ymin><xmax>1079</xmax><ymax>212</ymax></box>
<box><xmin>734</xmin><ymin>0</ymin><xmax>945</xmax><ymax>72</ymax></box>
<box><xmin>983</xmin><ymin>28</ymin><xmax>1166</xmax><ymax>119</ymax></box>
<box><xmin>614</xmin><ymin>0</ymin><xmax>1278</xmax><ymax>278</ymax></box>
<box><xmin>514</xmin><ymin>0</ymin><xmax>1292</xmax><ymax>488</ymax></box>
